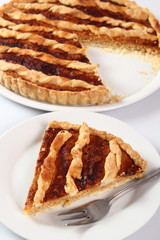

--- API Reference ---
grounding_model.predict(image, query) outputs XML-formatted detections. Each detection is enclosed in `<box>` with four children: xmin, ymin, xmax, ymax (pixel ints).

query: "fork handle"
<box><xmin>108</xmin><ymin>168</ymin><xmax>160</xmax><ymax>204</ymax></box>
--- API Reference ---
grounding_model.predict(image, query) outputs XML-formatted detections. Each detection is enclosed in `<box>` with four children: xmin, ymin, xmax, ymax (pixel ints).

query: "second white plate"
<box><xmin>0</xmin><ymin>111</ymin><xmax>160</xmax><ymax>240</ymax></box>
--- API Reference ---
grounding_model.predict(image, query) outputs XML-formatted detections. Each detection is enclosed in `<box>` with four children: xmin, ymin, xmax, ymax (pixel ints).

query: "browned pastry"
<box><xmin>0</xmin><ymin>0</ymin><xmax>160</xmax><ymax>105</ymax></box>
<box><xmin>24</xmin><ymin>121</ymin><xmax>147</xmax><ymax>215</ymax></box>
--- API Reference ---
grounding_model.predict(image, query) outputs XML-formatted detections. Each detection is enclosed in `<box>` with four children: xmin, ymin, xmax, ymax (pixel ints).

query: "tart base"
<box><xmin>24</xmin><ymin>173</ymin><xmax>144</xmax><ymax>215</ymax></box>
<box><xmin>0</xmin><ymin>71</ymin><xmax>110</xmax><ymax>105</ymax></box>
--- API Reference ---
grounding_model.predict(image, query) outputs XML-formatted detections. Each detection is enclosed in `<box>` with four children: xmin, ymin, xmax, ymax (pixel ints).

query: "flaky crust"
<box><xmin>0</xmin><ymin>70</ymin><xmax>110</xmax><ymax>105</ymax></box>
<box><xmin>24</xmin><ymin>121</ymin><xmax>147</xmax><ymax>215</ymax></box>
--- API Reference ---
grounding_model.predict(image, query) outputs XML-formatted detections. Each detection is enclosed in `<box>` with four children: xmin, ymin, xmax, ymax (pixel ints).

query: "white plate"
<box><xmin>0</xmin><ymin>0</ymin><xmax>160</xmax><ymax>112</ymax></box>
<box><xmin>0</xmin><ymin>110</ymin><xmax>160</xmax><ymax>240</ymax></box>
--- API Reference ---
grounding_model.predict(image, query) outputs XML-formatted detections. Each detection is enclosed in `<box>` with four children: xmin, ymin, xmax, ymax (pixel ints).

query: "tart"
<box><xmin>24</xmin><ymin>121</ymin><xmax>147</xmax><ymax>215</ymax></box>
<box><xmin>0</xmin><ymin>0</ymin><xmax>160</xmax><ymax>105</ymax></box>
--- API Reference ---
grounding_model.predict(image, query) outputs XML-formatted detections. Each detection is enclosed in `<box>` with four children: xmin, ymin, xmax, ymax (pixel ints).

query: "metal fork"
<box><xmin>58</xmin><ymin>168</ymin><xmax>160</xmax><ymax>226</ymax></box>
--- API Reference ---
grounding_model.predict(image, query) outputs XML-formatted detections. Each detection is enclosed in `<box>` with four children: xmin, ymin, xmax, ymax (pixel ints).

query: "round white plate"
<box><xmin>0</xmin><ymin>111</ymin><xmax>160</xmax><ymax>240</ymax></box>
<box><xmin>0</xmin><ymin>0</ymin><xmax>160</xmax><ymax>112</ymax></box>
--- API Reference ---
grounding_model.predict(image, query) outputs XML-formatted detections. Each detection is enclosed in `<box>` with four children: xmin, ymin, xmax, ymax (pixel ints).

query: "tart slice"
<box><xmin>24</xmin><ymin>121</ymin><xmax>147</xmax><ymax>215</ymax></box>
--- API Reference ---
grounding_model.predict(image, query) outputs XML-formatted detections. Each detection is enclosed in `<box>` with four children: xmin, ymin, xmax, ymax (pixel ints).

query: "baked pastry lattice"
<box><xmin>24</xmin><ymin>121</ymin><xmax>147</xmax><ymax>215</ymax></box>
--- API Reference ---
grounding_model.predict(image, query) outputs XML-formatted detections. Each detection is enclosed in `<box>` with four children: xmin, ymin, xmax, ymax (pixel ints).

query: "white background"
<box><xmin>0</xmin><ymin>0</ymin><xmax>160</xmax><ymax>239</ymax></box>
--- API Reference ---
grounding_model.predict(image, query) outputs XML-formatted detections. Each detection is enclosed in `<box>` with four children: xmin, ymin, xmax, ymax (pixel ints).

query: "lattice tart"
<box><xmin>0</xmin><ymin>0</ymin><xmax>160</xmax><ymax>105</ymax></box>
<box><xmin>24</xmin><ymin>120</ymin><xmax>147</xmax><ymax>215</ymax></box>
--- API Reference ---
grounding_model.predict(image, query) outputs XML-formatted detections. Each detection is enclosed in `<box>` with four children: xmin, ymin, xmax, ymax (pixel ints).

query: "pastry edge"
<box><xmin>0</xmin><ymin>71</ymin><xmax>111</xmax><ymax>105</ymax></box>
<box><xmin>23</xmin><ymin>172</ymin><xmax>145</xmax><ymax>216</ymax></box>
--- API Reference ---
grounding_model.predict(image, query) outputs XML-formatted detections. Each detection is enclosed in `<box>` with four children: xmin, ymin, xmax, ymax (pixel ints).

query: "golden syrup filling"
<box><xmin>0</xmin><ymin>37</ymin><xmax>89</xmax><ymax>63</ymax></box>
<box><xmin>0</xmin><ymin>53</ymin><xmax>102</xmax><ymax>85</ymax></box>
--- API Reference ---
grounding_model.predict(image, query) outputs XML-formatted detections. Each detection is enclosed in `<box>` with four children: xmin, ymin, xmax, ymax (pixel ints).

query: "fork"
<box><xmin>58</xmin><ymin>168</ymin><xmax>160</xmax><ymax>226</ymax></box>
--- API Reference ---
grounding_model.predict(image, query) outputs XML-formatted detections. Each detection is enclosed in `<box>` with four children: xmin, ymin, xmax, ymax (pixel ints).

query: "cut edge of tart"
<box><xmin>0</xmin><ymin>65</ymin><xmax>110</xmax><ymax>105</ymax></box>
<box><xmin>23</xmin><ymin>120</ymin><xmax>147</xmax><ymax>215</ymax></box>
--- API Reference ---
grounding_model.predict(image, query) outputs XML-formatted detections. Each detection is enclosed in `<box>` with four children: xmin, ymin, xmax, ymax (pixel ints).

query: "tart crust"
<box><xmin>0</xmin><ymin>69</ymin><xmax>110</xmax><ymax>105</ymax></box>
<box><xmin>24</xmin><ymin>121</ymin><xmax>147</xmax><ymax>215</ymax></box>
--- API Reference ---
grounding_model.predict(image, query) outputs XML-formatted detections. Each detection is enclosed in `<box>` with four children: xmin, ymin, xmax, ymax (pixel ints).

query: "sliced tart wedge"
<box><xmin>24</xmin><ymin>121</ymin><xmax>147</xmax><ymax>215</ymax></box>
